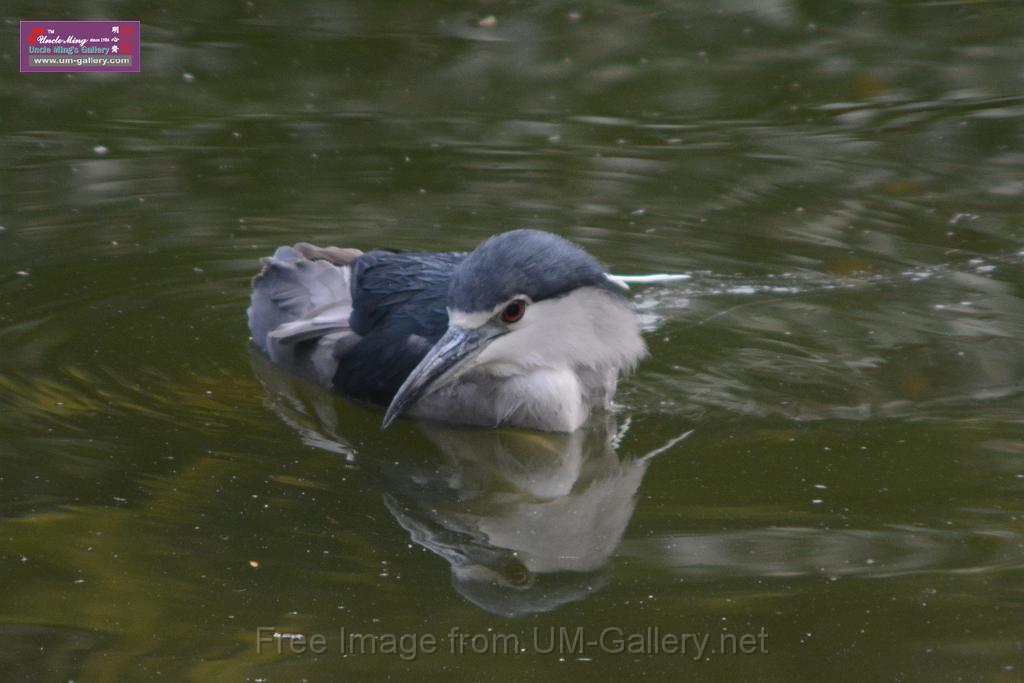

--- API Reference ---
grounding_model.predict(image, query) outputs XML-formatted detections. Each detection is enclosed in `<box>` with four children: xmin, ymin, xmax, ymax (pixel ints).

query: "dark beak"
<box><xmin>382</xmin><ymin>325</ymin><xmax>498</xmax><ymax>429</ymax></box>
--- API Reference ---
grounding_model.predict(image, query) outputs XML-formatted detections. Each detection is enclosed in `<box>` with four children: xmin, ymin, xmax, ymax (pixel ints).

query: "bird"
<box><xmin>247</xmin><ymin>229</ymin><xmax>652</xmax><ymax>432</ymax></box>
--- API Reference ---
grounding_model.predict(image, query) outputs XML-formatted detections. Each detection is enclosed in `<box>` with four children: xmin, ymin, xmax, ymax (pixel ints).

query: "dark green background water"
<box><xmin>2</xmin><ymin>1</ymin><xmax>1023</xmax><ymax>681</ymax></box>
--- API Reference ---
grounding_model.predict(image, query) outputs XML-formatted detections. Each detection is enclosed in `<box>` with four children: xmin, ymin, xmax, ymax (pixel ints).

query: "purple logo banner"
<box><xmin>20</xmin><ymin>20</ymin><xmax>140</xmax><ymax>73</ymax></box>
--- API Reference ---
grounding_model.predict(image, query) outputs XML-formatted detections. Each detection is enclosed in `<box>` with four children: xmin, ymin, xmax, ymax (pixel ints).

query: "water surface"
<box><xmin>2</xmin><ymin>1</ymin><xmax>1023</xmax><ymax>680</ymax></box>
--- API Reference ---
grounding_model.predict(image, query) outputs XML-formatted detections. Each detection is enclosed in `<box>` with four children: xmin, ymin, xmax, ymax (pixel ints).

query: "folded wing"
<box><xmin>248</xmin><ymin>243</ymin><xmax>464</xmax><ymax>405</ymax></box>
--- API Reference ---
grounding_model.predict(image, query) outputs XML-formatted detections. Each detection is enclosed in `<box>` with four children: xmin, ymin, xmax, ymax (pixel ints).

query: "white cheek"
<box><xmin>476</xmin><ymin>287</ymin><xmax>646</xmax><ymax>373</ymax></box>
<box><xmin>477</xmin><ymin>324</ymin><xmax>547</xmax><ymax>374</ymax></box>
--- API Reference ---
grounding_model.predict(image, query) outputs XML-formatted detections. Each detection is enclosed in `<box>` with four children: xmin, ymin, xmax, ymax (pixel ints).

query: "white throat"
<box><xmin>413</xmin><ymin>286</ymin><xmax>647</xmax><ymax>432</ymax></box>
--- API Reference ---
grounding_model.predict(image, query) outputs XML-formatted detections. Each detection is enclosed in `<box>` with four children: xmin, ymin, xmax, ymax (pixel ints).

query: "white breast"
<box><xmin>414</xmin><ymin>286</ymin><xmax>646</xmax><ymax>432</ymax></box>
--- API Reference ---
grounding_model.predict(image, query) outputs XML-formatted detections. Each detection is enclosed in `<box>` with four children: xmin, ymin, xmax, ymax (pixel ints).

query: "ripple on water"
<box><xmin>624</xmin><ymin>525</ymin><xmax>1024</xmax><ymax>580</ymax></box>
<box><xmin>623</xmin><ymin>249</ymin><xmax>1024</xmax><ymax>422</ymax></box>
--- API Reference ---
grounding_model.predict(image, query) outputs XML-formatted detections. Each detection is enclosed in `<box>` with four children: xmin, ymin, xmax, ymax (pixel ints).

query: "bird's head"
<box><xmin>382</xmin><ymin>229</ymin><xmax>646</xmax><ymax>428</ymax></box>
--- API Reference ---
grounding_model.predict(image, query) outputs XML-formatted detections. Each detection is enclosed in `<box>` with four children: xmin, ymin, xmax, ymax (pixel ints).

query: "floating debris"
<box><xmin>92</xmin><ymin>144</ymin><xmax>109</xmax><ymax>156</ymax></box>
<box><xmin>948</xmin><ymin>212</ymin><xmax>978</xmax><ymax>225</ymax></box>
<box><xmin>478</xmin><ymin>15</ymin><xmax>497</xmax><ymax>28</ymax></box>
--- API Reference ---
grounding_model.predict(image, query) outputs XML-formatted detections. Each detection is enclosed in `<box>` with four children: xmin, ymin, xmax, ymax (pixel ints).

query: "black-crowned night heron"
<box><xmin>248</xmin><ymin>229</ymin><xmax>659</xmax><ymax>432</ymax></box>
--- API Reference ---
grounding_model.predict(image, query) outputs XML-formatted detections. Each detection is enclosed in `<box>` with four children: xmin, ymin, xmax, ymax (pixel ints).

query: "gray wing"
<box><xmin>247</xmin><ymin>243</ymin><xmax>362</xmax><ymax>386</ymax></box>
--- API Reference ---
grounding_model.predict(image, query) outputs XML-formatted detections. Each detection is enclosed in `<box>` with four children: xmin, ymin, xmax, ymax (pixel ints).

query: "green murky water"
<box><xmin>2</xmin><ymin>2</ymin><xmax>1023</xmax><ymax>680</ymax></box>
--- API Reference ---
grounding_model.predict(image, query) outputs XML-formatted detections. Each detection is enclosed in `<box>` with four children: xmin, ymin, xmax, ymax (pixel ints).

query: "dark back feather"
<box><xmin>334</xmin><ymin>250</ymin><xmax>466</xmax><ymax>404</ymax></box>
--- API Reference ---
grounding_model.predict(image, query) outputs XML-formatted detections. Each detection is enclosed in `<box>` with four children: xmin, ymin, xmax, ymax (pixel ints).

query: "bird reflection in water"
<box><xmin>250</xmin><ymin>349</ymin><xmax>689</xmax><ymax>617</ymax></box>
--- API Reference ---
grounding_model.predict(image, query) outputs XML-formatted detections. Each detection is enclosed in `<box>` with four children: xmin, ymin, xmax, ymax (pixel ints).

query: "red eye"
<box><xmin>500</xmin><ymin>300</ymin><xmax>526</xmax><ymax>323</ymax></box>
